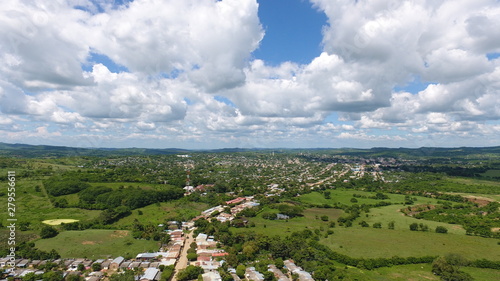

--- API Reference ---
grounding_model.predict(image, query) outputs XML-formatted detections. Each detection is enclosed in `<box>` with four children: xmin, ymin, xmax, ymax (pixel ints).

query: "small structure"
<box><xmin>110</xmin><ymin>257</ymin><xmax>124</xmax><ymax>270</ymax></box>
<box><xmin>140</xmin><ymin>268</ymin><xmax>160</xmax><ymax>281</ymax></box>
<box><xmin>245</xmin><ymin>267</ymin><xmax>264</xmax><ymax>281</ymax></box>
<box><xmin>202</xmin><ymin>271</ymin><xmax>222</xmax><ymax>281</ymax></box>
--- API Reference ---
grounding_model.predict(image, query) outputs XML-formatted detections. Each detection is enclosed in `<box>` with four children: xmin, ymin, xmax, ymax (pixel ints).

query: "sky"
<box><xmin>0</xmin><ymin>0</ymin><xmax>500</xmax><ymax>149</ymax></box>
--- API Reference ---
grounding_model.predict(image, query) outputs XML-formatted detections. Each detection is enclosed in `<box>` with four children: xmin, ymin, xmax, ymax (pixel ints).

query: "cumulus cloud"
<box><xmin>0</xmin><ymin>0</ymin><xmax>499</xmax><ymax>148</ymax></box>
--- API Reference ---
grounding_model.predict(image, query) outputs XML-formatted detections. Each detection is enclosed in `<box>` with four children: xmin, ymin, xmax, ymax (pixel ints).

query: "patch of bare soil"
<box><xmin>82</xmin><ymin>241</ymin><xmax>96</xmax><ymax>245</ymax></box>
<box><xmin>111</xmin><ymin>230</ymin><xmax>128</xmax><ymax>238</ymax></box>
<box><xmin>464</xmin><ymin>196</ymin><xmax>495</xmax><ymax>207</ymax></box>
<box><xmin>401</xmin><ymin>204</ymin><xmax>436</xmax><ymax>216</ymax></box>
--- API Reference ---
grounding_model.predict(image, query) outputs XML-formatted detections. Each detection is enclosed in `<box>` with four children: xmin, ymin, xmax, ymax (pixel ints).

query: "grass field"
<box><xmin>343</xmin><ymin>263</ymin><xmax>500</xmax><ymax>281</ymax></box>
<box><xmin>299</xmin><ymin>190</ymin><xmax>442</xmax><ymax>207</ymax></box>
<box><xmin>234</xmin><ymin>189</ymin><xmax>500</xmax><ymax>262</ymax></box>
<box><xmin>231</xmin><ymin>207</ymin><xmax>344</xmax><ymax>236</ymax></box>
<box><xmin>35</xmin><ymin>229</ymin><xmax>159</xmax><ymax>259</ymax></box>
<box><xmin>0</xmin><ymin>179</ymin><xmax>101</xmax><ymax>230</ymax></box>
<box><xmin>321</xmin><ymin>227</ymin><xmax>500</xmax><ymax>261</ymax></box>
<box><xmin>112</xmin><ymin>200</ymin><xmax>209</xmax><ymax>228</ymax></box>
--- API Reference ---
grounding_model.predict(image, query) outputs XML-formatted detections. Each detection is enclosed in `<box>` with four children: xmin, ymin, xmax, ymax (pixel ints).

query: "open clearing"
<box><xmin>321</xmin><ymin>227</ymin><xmax>500</xmax><ymax>261</ymax></box>
<box><xmin>35</xmin><ymin>229</ymin><xmax>159</xmax><ymax>259</ymax></box>
<box><xmin>42</xmin><ymin>219</ymin><xmax>79</xmax><ymax>225</ymax></box>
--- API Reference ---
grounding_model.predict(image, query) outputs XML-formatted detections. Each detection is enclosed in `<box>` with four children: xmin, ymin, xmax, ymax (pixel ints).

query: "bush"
<box><xmin>373</xmin><ymin>222</ymin><xmax>382</xmax><ymax>229</ymax></box>
<box><xmin>40</xmin><ymin>225</ymin><xmax>58</xmax><ymax>239</ymax></box>
<box><xmin>436</xmin><ymin>226</ymin><xmax>448</xmax><ymax>234</ymax></box>
<box><xmin>187</xmin><ymin>253</ymin><xmax>198</xmax><ymax>261</ymax></box>
<box><xmin>409</xmin><ymin>223</ymin><xmax>419</xmax><ymax>231</ymax></box>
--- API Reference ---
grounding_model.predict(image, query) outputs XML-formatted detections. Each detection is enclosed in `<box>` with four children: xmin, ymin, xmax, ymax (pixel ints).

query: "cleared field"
<box><xmin>299</xmin><ymin>190</ymin><xmax>441</xmax><ymax>207</ymax></box>
<box><xmin>348</xmin><ymin>263</ymin><xmax>500</xmax><ymax>281</ymax></box>
<box><xmin>361</xmin><ymin>204</ymin><xmax>466</xmax><ymax>235</ymax></box>
<box><xmin>321</xmin><ymin>227</ymin><xmax>500</xmax><ymax>261</ymax></box>
<box><xmin>231</xmin><ymin>207</ymin><xmax>344</xmax><ymax>236</ymax></box>
<box><xmin>112</xmin><ymin>200</ymin><xmax>209</xmax><ymax>228</ymax></box>
<box><xmin>0</xmin><ymin>179</ymin><xmax>101</xmax><ymax>229</ymax></box>
<box><xmin>35</xmin><ymin>229</ymin><xmax>159</xmax><ymax>259</ymax></box>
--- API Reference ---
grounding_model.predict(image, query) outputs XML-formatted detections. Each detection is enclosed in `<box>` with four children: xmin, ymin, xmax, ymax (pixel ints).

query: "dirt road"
<box><xmin>171</xmin><ymin>231</ymin><xmax>195</xmax><ymax>281</ymax></box>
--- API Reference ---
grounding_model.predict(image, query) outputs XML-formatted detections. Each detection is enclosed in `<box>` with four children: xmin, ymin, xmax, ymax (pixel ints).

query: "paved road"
<box><xmin>172</xmin><ymin>231</ymin><xmax>195</xmax><ymax>281</ymax></box>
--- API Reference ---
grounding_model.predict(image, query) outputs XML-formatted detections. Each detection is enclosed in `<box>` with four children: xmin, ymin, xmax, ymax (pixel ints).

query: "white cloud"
<box><xmin>0</xmin><ymin>0</ymin><xmax>499</xmax><ymax>148</ymax></box>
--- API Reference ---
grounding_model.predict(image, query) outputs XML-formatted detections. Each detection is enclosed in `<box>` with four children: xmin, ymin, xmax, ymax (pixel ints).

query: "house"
<box><xmin>245</xmin><ymin>267</ymin><xmax>264</xmax><ymax>281</ymax></box>
<box><xmin>110</xmin><ymin>257</ymin><xmax>124</xmax><ymax>270</ymax></box>
<box><xmin>136</xmin><ymin>253</ymin><xmax>157</xmax><ymax>260</ymax></box>
<box><xmin>101</xmin><ymin>260</ymin><xmax>111</xmax><ymax>270</ymax></box>
<box><xmin>283</xmin><ymin>260</ymin><xmax>313</xmax><ymax>281</ymax></box>
<box><xmin>16</xmin><ymin>260</ymin><xmax>29</xmax><ymax>268</ymax></box>
<box><xmin>268</xmin><ymin>265</ymin><xmax>289</xmax><ymax>281</ymax></box>
<box><xmin>202</xmin><ymin>271</ymin><xmax>222</xmax><ymax>281</ymax></box>
<box><xmin>140</xmin><ymin>268</ymin><xmax>160</xmax><ymax>281</ymax></box>
<box><xmin>128</xmin><ymin>262</ymin><xmax>141</xmax><ymax>269</ymax></box>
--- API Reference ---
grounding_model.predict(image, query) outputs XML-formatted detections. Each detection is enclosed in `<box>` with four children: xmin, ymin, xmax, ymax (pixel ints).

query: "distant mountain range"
<box><xmin>0</xmin><ymin>142</ymin><xmax>499</xmax><ymax>158</ymax></box>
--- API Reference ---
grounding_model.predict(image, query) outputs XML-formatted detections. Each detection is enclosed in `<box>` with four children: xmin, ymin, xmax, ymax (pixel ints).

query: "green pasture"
<box><xmin>361</xmin><ymin>204</ymin><xmax>466</xmax><ymax>235</ymax></box>
<box><xmin>345</xmin><ymin>263</ymin><xmax>500</xmax><ymax>281</ymax></box>
<box><xmin>321</xmin><ymin>227</ymin><xmax>500</xmax><ymax>261</ymax></box>
<box><xmin>0</xmin><ymin>179</ymin><xmax>100</xmax><ymax>229</ymax></box>
<box><xmin>88</xmin><ymin>182</ymin><xmax>179</xmax><ymax>191</ymax></box>
<box><xmin>444</xmin><ymin>177</ymin><xmax>500</xmax><ymax>194</ymax></box>
<box><xmin>299</xmin><ymin>190</ymin><xmax>442</xmax><ymax>207</ymax></box>
<box><xmin>112</xmin><ymin>200</ymin><xmax>209</xmax><ymax>228</ymax></box>
<box><xmin>231</xmin><ymin>207</ymin><xmax>344</xmax><ymax>236</ymax></box>
<box><xmin>35</xmin><ymin>229</ymin><xmax>159</xmax><ymax>259</ymax></box>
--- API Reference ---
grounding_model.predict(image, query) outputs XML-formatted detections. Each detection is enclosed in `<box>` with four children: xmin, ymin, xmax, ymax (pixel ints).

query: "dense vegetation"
<box><xmin>1</xmin><ymin>144</ymin><xmax>500</xmax><ymax>280</ymax></box>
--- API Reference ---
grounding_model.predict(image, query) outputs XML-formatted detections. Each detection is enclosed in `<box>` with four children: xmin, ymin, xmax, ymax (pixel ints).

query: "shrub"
<box><xmin>436</xmin><ymin>226</ymin><xmax>448</xmax><ymax>234</ymax></box>
<box><xmin>40</xmin><ymin>225</ymin><xmax>58</xmax><ymax>239</ymax></box>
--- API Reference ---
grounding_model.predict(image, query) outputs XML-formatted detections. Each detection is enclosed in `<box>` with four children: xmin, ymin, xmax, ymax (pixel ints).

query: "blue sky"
<box><xmin>0</xmin><ymin>0</ymin><xmax>499</xmax><ymax>149</ymax></box>
<box><xmin>254</xmin><ymin>0</ymin><xmax>327</xmax><ymax>65</ymax></box>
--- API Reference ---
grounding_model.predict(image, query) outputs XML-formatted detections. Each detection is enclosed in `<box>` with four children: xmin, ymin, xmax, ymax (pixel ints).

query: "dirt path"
<box><xmin>171</xmin><ymin>230</ymin><xmax>195</xmax><ymax>281</ymax></box>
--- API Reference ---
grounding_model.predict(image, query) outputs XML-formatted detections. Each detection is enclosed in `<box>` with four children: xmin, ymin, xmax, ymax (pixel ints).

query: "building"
<box><xmin>245</xmin><ymin>267</ymin><xmax>264</xmax><ymax>281</ymax></box>
<box><xmin>202</xmin><ymin>271</ymin><xmax>222</xmax><ymax>281</ymax></box>
<box><xmin>140</xmin><ymin>268</ymin><xmax>160</xmax><ymax>281</ymax></box>
<box><xmin>110</xmin><ymin>257</ymin><xmax>124</xmax><ymax>270</ymax></box>
<box><xmin>268</xmin><ymin>265</ymin><xmax>289</xmax><ymax>281</ymax></box>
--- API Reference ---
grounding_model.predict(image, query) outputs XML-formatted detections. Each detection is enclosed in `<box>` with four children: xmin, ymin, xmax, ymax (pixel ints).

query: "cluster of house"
<box><xmin>183</xmin><ymin>184</ymin><xmax>214</xmax><ymax>195</ymax></box>
<box><xmin>1</xmin><ymin>225</ymin><xmax>192</xmax><ymax>281</ymax></box>
<box><xmin>193</xmin><ymin>233</ymin><xmax>228</xmax><ymax>280</ymax></box>
<box><xmin>238</xmin><ymin>260</ymin><xmax>314</xmax><ymax>281</ymax></box>
<box><xmin>197</xmin><ymin>197</ymin><xmax>260</xmax><ymax>223</ymax></box>
<box><xmin>0</xmin><ymin>256</ymin><xmax>163</xmax><ymax>281</ymax></box>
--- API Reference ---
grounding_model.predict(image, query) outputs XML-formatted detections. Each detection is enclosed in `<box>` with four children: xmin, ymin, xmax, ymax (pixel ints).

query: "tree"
<box><xmin>40</xmin><ymin>225</ymin><xmax>58</xmax><ymax>239</ymax></box>
<box><xmin>409</xmin><ymin>223</ymin><xmax>418</xmax><ymax>231</ymax></box>
<box><xmin>372</xmin><ymin>222</ymin><xmax>382</xmax><ymax>229</ymax></box>
<box><xmin>187</xmin><ymin>253</ymin><xmax>198</xmax><ymax>261</ymax></box>
<box><xmin>432</xmin><ymin>255</ymin><xmax>474</xmax><ymax>281</ymax></box>
<box><xmin>388</xmin><ymin>221</ymin><xmax>395</xmax><ymax>230</ymax></box>
<box><xmin>66</xmin><ymin>274</ymin><xmax>83</xmax><ymax>281</ymax></box>
<box><xmin>42</xmin><ymin>271</ymin><xmax>63</xmax><ymax>281</ymax></box>
<box><xmin>274</xmin><ymin>258</ymin><xmax>284</xmax><ymax>269</ymax></box>
<box><xmin>91</xmin><ymin>263</ymin><xmax>102</xmax><ymax>272</ymax></box>
<box><xmin>263</xmin><ymin>271</ymin><xmax>276</xmax><ymax>281</ymax></box>
<box><xmin>177</xmin><ymin>265</ymin><xmax>204</xmax><ymax>281</ymax></box>
<box><xmin>320</xmin><ymin>215</ymin><xmax>329</xmax><ymax>221</ymax></box>
<box><xmin>77</xmin><ymin>263</ymin><xmax>85</xmax><ymax>272</ymax></box>
<box><xmin>236</xmin><ymin>264</ymin><xmax>246</xmax><ymax>278</ymax></box>
<box><xmin>436</xmin><ymin>226</ymin><xmax>448</xmax><ymax>234</ymax></box>
<box><xmin>359</xmin><ymin>221</ymin><xmax>369</xmax><ymax>227</ymax></box>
